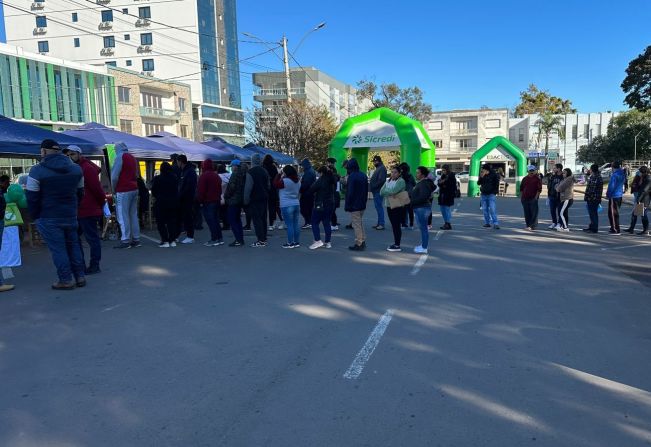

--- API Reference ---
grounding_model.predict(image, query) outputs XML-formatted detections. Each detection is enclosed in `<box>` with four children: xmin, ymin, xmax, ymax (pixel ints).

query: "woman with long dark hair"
<box><xmin>151</xmin><ymin>162</ymin><xmax>179</xmax><ymax>247</ymax></box>
<box><xmin>273</xmin><ymin>164</ymin><xmax>301</xmax><ymax>248</ymax></box>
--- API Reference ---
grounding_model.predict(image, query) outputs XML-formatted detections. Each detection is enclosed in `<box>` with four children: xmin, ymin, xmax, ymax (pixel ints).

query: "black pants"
<box><xmin>268</xmin><ymin>192</ymin><xmax>280</xmax><ymax>226</ymax></box>
<box><xmin>387</xmin><ymin>206</ymin><xmax>404</xmax><ymax>246</ymax></box>
<box><xmin>300</xmin><ymin>194</ymin><xmax>314</xmax><ymax>226</ymax></box>
<box><xmin>587</xmin><ymin>202</ymin><xmax>599</xmax><ymax>231</ymax></box>
<box><xmin>608</xmin><ymin>198</ymin><xmax>622</xmax><ymax>232</ymax></box>
<box><xmin>521</xmin><ymin>198</ymin><xmax>539</xmax><ymax>228</ymax></box>
<box><xmin>249</xmin><ymin>200</ymin><xmax>268</xmax><ymax>242</ymax></box>
<box><xmin>156</xmin><ymin>204</ymin><xmax>178</xmax><ymax>243</ymax></box>
<box><xmin>402</xmin><ymin>205</ymin><xmax>414</xmax><ymax>227</ymax></box>
<box><xmin>559</xmin><ymin>199</ymin><xmax>573</xmax><ymax>229</ymax></box>
<box><xmin>220</xmin><ymin>203</ymin><xmax>230</xmax><ymax>230</ymax></box>
<box><xmin>179</xmin><ymin>200</ymin><xmax>194</xmax><ymax>238</ymax></box>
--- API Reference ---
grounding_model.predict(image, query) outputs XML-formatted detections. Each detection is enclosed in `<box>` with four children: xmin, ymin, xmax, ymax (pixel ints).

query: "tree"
<box><xmin>514</xmin><ymin>84</ymin><xmax>576</xmax><ymax>116</ymax></box>
<box><xmin>577</xmin><ymin>109</ymin><xmax>651</xmax><ymax>164</ymax></box>
<box><xmin>621</xmin><ymin>45</ymin><xmax>651</xmax><ymax>110</ymax></box>
<box><xmin>247</xmin><ymin>102</ymin><xmax>338</xmax><ymax>163</ymax></box>
<box><xmin>535</xmin><ymin>112</ymin><xmax>566</xmax><ymax>153</ymax></box>
<box><xmin>356</xmin><ymin>80</ymin><xmax>433</xmax><ymax>122</ymax></box>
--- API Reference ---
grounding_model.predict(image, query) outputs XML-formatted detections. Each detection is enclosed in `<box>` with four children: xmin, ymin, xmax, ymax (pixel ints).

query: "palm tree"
<box><xmin>535</xmin><ymin>112</ymin><xmax>565</xmax><ymax>154</ymax></box>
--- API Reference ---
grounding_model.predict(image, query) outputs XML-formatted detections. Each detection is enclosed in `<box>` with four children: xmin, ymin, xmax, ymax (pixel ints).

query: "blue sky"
<box><xmin>237</xmin><ymin>0</ymin><xmax>651</xmax><ymax>113</ymax></box>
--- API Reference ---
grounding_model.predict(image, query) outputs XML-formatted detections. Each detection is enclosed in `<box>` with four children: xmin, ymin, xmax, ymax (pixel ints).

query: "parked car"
<box><xmin>457</xmin><ymin>171</ymin><xmax>469</xmax><ymax>183</ymax></box>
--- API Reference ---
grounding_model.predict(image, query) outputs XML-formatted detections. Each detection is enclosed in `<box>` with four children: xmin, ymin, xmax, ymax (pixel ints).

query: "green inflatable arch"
<box><xmin>468</xmin><ymin>136</ymin><xmax>527</xmax><ymax>197</ymax></box>
<box><xmin>328</xmin><ymin>107</ymin><xmax>436</xmax><ymax>176</ymax></box>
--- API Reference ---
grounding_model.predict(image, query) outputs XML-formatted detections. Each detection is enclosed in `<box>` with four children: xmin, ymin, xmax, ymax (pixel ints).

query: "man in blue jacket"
<box><xmin>345</xmin><ymin>158</ymin><xmax>368</xmax><ymax>251</ymax></box>
<box><xmin>606</xmin><ymin>161</ymin><xmax>628</xmax><ymax>235</ymax></box>
<box><xmin>26</xmin><ymin>139</ymin><xmax>86</xmax><ymax>290</ymax></box>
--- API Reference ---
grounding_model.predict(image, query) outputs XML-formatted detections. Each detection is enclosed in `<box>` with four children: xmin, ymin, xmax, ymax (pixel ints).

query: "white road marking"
<box><xmin>140</xmin><ymin>234</ymin><xmax>160</xmax><ymax>244</ymax></box>
<box><xmin>601</xmin><ymin>242</ymin><xmax>651</xmax><ymax>251</ymax></box>
<box><xmin>434</xmin><ymin>230</ymin><xmax>444</xmax><ymax>241</ymax></box>
<box><xmin>343</xmin><ymin>309</ymin><xmax>394</xmax><ymax>380</ymax></box>
<box><xmin>410</xmin><ymin>254</ymin><xmax>429</xmax><ymax>276</ymax></box>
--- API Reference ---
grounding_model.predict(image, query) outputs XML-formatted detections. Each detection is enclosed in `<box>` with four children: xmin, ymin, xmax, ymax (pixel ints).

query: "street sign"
<box><xmin>527</xmin><ymin>152</ymin><xmax>545</xmax><ymax>158</ymax></box>
<box><xmin>548</xmin><ymin>151</ymin><xmax>559</xmax><ymax>158</ymax></box>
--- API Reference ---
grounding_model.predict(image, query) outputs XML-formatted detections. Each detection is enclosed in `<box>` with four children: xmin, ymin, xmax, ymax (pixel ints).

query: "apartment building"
<box><xmin>426</xmin><ymin>108</ymin><xmax>509</xmax><ymax>172</ymax></box>
<box><xmin>252</xmin><ymin>67</ymin><xmax>372</xmax><ymax>124</ymax></box>
<box><xmin>110</xmin><ymin>66</ymin><xmax>192</xmax><ymax>138</ymax></box>
<box><xmin>2</xmin><ymin>0</ymin><xmax>244</xmax><ymax>143</ymax></box>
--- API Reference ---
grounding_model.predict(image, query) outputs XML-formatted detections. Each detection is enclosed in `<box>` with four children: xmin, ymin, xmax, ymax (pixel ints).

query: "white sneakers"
<box><xmin>181</xmin><ymin>237</ymin><xmax>194</xmax><ymax>244</ymax></box>
<box><xmin>548</xmin><ymin>223</ymin><xmax>557</xmax><ymax>229</ymax></box>
<box><xmin>159</xmin><ymin>242</ymin><xmax>170</xmax><ymax>248</ymax></box>
<box><xmin>414</xmin><ymin>245</ymin><xmax>428</xmax><ymax>254</ymax></box>
<box><xmin>309</xmin><ymin>240</ymin><xmax>324</xmax><ymax>250</ymax></box>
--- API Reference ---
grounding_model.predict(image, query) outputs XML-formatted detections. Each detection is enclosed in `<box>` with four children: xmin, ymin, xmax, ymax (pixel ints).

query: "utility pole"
<box><xmin>282</xmin><ymin>35</ymin><xmax>292</xmax><ymax>103</ymax></box>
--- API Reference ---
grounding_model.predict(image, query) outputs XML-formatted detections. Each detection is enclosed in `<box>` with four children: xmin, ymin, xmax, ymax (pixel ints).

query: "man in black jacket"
<box><xmin>547</xmin><ymin>163</ymin><xmax>563</xmax><ymax>229</ymax></box>
<box><xmin>177</xmin><ymin>155</ymin><xmax>198</xmax><ymax>244</ymax></box>
<box><xmin>369</xmin><ymin>155</ymin><xmax>387</xmax><ymax>230</ymax></box>
<box><xmin>245</xmin><ymin>153</ymin><xmax>271</xmax><ymax>247</ymax></box>
<box><xmin>477</xmin><ymin>165</ymin><xmax>500</xmax><ymax>229</ymax></box>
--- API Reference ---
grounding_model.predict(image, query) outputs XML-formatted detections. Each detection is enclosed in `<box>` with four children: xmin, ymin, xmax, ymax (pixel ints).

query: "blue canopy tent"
<box><xmin>243</xmin><ymin>143</ymin><xmax>296</xmax><ymax>165</ymax></box>
<box><xmin>0</xmin><ymin>115</ymin><xmax>101</xmax><ymax>156</ymax></box>
<box><xmin>63</xmin><ymin>122</ymin><xmax>179</xmax><ymax>159</ymax></box>
<box><xmin>202</xmin><ymin>137</ymin><xmax>256</xmax><ymax>162</ymax></box>
<box><xmin>148</xmin><ymin>132</ymin><xmax>233</xmax><ymax>162</ymax></box>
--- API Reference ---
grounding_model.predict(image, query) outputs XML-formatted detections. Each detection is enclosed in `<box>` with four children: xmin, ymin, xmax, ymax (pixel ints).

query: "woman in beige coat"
<box><xmin>555</xmin><ymin>168</ymin><xmax>575</xmax><ymax>231</ymax></box>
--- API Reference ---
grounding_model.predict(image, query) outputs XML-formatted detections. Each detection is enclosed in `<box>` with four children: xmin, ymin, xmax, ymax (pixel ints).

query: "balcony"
<box><xmin>96</xmin><ymin>0</ymin><xmax>110</xmax><ymax>4</ymax></box>
<box><xmin>33</xmin><ymin>27</ymin><xmax>47</xmax><ymax>35</ymax></box>
<box><xmin>135</xmin><ymin>18</ymin><xmax>151</xmax><ymax>27</ymax></box>
<box><xmin>253</xmin><ymin>87</ymin><xmax>306</xmax><ymax>100</ymax></box>
<box><xmin>137</xmin><ymin>45</ymin><xmax>152</xmax><ymax>54</ymax></box>
<box><xmin>98</xmin><ymin>21</ymin><xmax>113</xmax><ymax>30</ymax></box>
<box><xmin>100</xmin><ymin>47</ymin><xmax>114</xmax><ymax>56</ymax></box>
<box><xmin>449</xmin><ymin>127</ymin><xmax>478</xmax><ymax>136</ymax></box>
<box><xmin>31</xmin><ymin>2</ymin><xmax>45</xmax><ymax>10</ymax></box>
<box><xmin>440</xmin><ymin>146</ymin><xmax>478</xmax><ymax>154</ymax></box>
<box><xmin>140</xmin><ymin>106</ymin><xmax>179</xmax><ymax>119</ymax></box>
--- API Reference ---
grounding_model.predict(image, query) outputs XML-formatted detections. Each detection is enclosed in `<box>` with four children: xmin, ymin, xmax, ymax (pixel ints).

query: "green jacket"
<box><xmin>380</xmin><ymin>177</ymin><xmax>406</xmax><ymax>208</ymax></box>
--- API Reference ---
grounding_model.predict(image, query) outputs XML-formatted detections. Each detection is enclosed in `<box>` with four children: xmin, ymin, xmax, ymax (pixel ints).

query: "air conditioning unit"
<box><xmin>31</xmin><ymin>2</ymin><xmax>45</xmax><ymax>9</ymax></box>
<box><xmin>141</xmin><ymin>71</ymin><xmax>154</xmax><ymax>77</ymax></box>
<box><xmin>135</xmin><ymin>18</ymin><xmax>151</xmax><ymax>27</ymax></box>
<box><xmin>33</xmin><ymin>27</ymin><xmax>46</xmax><ymax>35</ymax></box>
<box><xmin>98</xmin><ymin>21</ymin><xmax>113</xmax><ymax>29</ymax></box>
<box><xmin>100</xmin><ymin>47</ymin><xmax>114</xmax><ymax>56</ymax></box>
<box><xmin>137</xmin><ymin>45</ymin><xmax>152</xmax><ymax>53</ymax></box>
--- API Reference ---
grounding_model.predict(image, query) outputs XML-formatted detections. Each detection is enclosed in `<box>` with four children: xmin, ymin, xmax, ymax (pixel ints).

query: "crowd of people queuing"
<box><xmin>0</xmin><ymin>137</ymin><xmax>647</xmax><ymax>292</ymax></box>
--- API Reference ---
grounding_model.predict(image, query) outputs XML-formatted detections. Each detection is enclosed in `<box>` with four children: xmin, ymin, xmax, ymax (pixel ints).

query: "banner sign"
<box><xmin>344</xmin><ymin>120</ymin><xmax>401</xmax><ymax>149</ymax></box>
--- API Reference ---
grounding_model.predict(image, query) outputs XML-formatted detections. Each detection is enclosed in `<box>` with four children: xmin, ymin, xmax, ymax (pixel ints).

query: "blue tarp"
<box><xmin>243</xmin><ymin>143</ymin><xmax>297</xmax><ymax>165</ymax></box>
<box><xmin>63</xmin><ymin>122</ymin><xmax>179</xmax><ymax>160</ymax></box>
<box><xmin>202</xmin><ymin>138</ymin><xmax>256</xmax><ymax>162</ymax></box>
<box><xmin>0</xmin><ymin>115</ymin><xmax>101</xmax><ymax>156</ymax></box>
<box><xmin>148</xmin><ymin>132</ymin><xmax>233</xmax><ymax>162</ymax></box>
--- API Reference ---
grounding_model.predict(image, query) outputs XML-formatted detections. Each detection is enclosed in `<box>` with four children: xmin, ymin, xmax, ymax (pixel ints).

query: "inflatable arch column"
<box><xmin>467</xmin><ymin>136</ymin><xmax>528</xmax><ymax>197</ymax></box>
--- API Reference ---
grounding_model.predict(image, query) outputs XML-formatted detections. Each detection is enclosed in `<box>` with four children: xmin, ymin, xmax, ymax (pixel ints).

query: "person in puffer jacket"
<box><xmin>197</xmin><ymin>159</ymin><xmax>223</xmax><ymax>246</ymax></box>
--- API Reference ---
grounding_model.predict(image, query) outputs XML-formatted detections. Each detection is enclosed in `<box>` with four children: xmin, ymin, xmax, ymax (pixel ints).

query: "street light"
<box><xmin>294</xmin><ymin>22</ymin><xmax>326</xmax><ymax>55</ymax></box>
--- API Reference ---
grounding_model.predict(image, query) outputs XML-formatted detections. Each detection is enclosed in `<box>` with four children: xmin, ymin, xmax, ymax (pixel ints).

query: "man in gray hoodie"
<box><xmin>369</xmin><ymin>155</ymin><xmax>387</xmax><ymax>230</ymax></box>
<box><xmin>244</xmin><ymin>153</ymin><xmax>270</xmax><ymax>247</ymax></box>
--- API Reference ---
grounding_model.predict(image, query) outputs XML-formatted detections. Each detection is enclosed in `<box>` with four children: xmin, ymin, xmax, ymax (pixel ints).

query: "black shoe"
<box><xmin>243</xmin><ymin>226</ymin><xmax>251</xmax><ymax>231</ymax></box>
<box><xmin>625</xmin><ymin>228</ymin><xmax>635</xmax><ymax>234</ymax></box>
<box><xmin>114</xmin><ymin>242</ymin><xmax>131</xmax><ymax>249</ymax></box>
<box><xmin>52</xmin><ymin>281</ymin><xmax>75</xmax><ymax>290</ymax></box>
<box><xmin>130</xmin><ymin>240</ymin><xmax>142</xmax><ymax>248</ymax></box>
<box><xmin>85</xmin><ymin>266</ymin><xmax>101</xmax><ymax>275</ymax></box>
<box><xmin>348</xmin><ymin>243</ymin><xmax>365</xmax><ymax>251</ymax></box>
<box><xmin>75</xmin><ymin>278</ymin><xmax>87</xmax><ymax>288</ymax></box>
<box><xmin>229</xmin><ymin>240</ymin><xmax>244</xmax><ymax>247</ymax></box>
<box><xmin>345</xmin><ymin>224</ymin><xmax>353</xmax><ymax>230</ymax></box>
<box><xmin>638</xmin><ymin>230</ymin><xmax>650</xmax><ymax>236</ymax></box>
<box><xmin>483</xmin><ymin>224</ymin><xmax>491</xmax><ymax>228</ymax></box>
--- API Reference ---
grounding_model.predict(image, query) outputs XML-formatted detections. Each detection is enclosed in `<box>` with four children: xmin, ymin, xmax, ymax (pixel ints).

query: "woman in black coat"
<box><xmin>151</xmin><ymin>162</ymin><xmax>180</xmax><ymax>247</ymax></box>
<box><xmin>437</xmin><ymin>164</ymin><xmax>456</xmax><ymax>230</ymax></box>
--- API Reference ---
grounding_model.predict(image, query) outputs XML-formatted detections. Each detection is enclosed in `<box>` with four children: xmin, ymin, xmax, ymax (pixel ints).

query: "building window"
<box><xmin>103</xmin><ymin>36</ymin><xmax>115</xmax><ymax>48</ymax></box>
<box><xmin>101</xmin><ymin>10</ymin><xmax>113</xmax><ymax>22</ymax></box>
<box><xmin>118</xmin><ymin>86</ymin><xmax>130</xmax><ymax>103</ymax></box>
<box><xmin>120</xmin><ymin>119</ymin><xmax>133</xmax><ymax>134</ymax></box>
<box><xmin>583</xmin><ymin>124</ymin><xmax>589</xmax><ymax>138</ymax></box>
<box><xmin>429</xmin><ymin>121</ymin><xmax>443</xmax><ymax>131</ymax></box>
<box><xmin>105</xmin><ymin>61</ymin><xmax>117</xmax><ymax>67</ymax></box>
<box><xmin>595</xmin><ymin>124</ymin><xmax>601</xmax><ymax>136</ymax></box>
<box><xmin>72</xmin><ymin>12</ymin><xmax>78</xmax><ymax>22</ymax></box>
<box><xmin>571</xmin><ymin>125</ymin><xmax>578</xmax><ymax>140</ymax></box>
<box><xmin>141</xmin><ymin>92</ymin><xmax>162</xmax><ymax>109</ymax></box>
<box><xmin>456</xmin><ymin>139</ymin><xmax>471</xmax><ymax>149</ymax></box>
<box><xmin>124</xmin><ymin>34</ymin><xmax>130</xmax><ymax>41</ymax></box>
<box><xmin>122</xmin><ymin>8</ymin><xmax>128</xmax><ymax>14</ymax></box>
<box><xmin>180</xmin><ymin>125</ymin><xmax>188</xmax><ymax>138</ymax></box>
<box><xmin>73</xmin><ymin>37</ymin><xmax>80</xmax><ymax>47</ymax></box>
<box><xmin>142</xmin><ymin>59</ymin><xmax>154</xmax><ymax>71</ymax></box>
<box><xmin>178</xmin><ymin>97</ymin><xmax>186</xmax><ymax>112</ymax></box>
<box><xmin>126</xmin><ymin>60</ymin><xmax>132</xmax><ymax>67</ymax></box>
<box><xmin>35</xmin><ymin>16</ymin><xmax>47</xmax><ymax>27</ymax></box>
<box><xmin>37</xmin><ymin>41</ymin><xmax>49</xmax><ymax>53</ymax></box>
<box><xmin>144</xmin><ymin>123</ymin><xmax>165</xmax><ymax>135</ymax></box>
<box><xmin>140</xmin><ymin>33</ymin><xmax>153</xmax><ymax>45</ymax></box>
<box><xmin>485</xmin><ymin>119</ymin><xmax>501</xmax><ymax>129</ymax></box>
<box><xmin>138</xmin><ymin>6</ymin><xmax>151</xmax><ymax>18</ymax></box>
<box><xmin>433</xmin><ymin>140</ymin><xmax>443</xmax><ymax>149</ymax></box>
<box><xmin>518</xmin><ymin>127</ymin><xmax>525</xmax><ymax>142</ymax></box>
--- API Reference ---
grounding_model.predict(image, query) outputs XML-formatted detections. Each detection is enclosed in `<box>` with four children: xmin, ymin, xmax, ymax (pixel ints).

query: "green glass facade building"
<box><xmin>0</xmin><ymin>44</ymin><xmax>117</xmax><ymax>129</ymax></box>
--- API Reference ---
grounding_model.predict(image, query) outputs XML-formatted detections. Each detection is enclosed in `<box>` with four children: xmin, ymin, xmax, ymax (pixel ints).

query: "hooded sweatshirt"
<box><xmin>606</xmin><ymin>168</ymin><xmax>627</xmax><ymax>199</ymax></box>
<box><xmin>224</xmin><ymin>164</ymin><xmax>248</xmax><ymax>207</ymax></box>
<box><xmin>26</xmin><ymin>152</ymin><xmax>84</xmax><ymax>220</ymax></box>
<box><xmin>179</xmin><ymin>161</ymin><xmax>198</xmax><ymax>202</ymax></box>
<box><xmin>197</xmin><ymin>159</ymin><xmax>222</xmax><ymax>204</ymax></box>
<box><xmin>244</xmin><ymin>153</ymin><xmax>270</xmax><ymax>205</ymax></box>
<box><xmin>344</xmin><ymin>159</ymin><xmax>368</xmax><ymax>212</ymax></box>
<box><xmin>369</xmin><ymin>162</ymin><xmax>387</xmax><ymax>194</ymax></box>
<box><xmin>273</xmin><ymin>172</ymin><xmax>300</xmax><ymax>208</ymax></box>
<box><xmin>111</xmin><ymin>143</ymin><xmax>138</xmax><ymax>193</ymax></box>
<box><xmin>77</xmin><ymin>156</ymin><xmax>106</xmax><ymax>218</ymax></box>
<box><xmin>299</xmin><ymin>159</ymin><xmax>316</xmax><ymax>195</ymax></box>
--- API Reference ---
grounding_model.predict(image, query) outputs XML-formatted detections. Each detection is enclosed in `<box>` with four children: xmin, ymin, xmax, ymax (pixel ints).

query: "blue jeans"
<box><xmin>115</xmin><ymin>190</ymin><xmax>140</xmax><ymax>243</ymax></box>
<box><xmin>37</xmin><ymin>217</ymin><xmax>85</xmax><ymax>283</ymax></box>
<box><xmin>311</xmin><ymin>205</ymin><xmax>333</xmax><ymax>243</ymax></box>
<box><xmin>202</xmin><ymin>202</ymin><xmax>223</xmax><ymax>241</ymax></box>
<box><xmin>440</xmin><ymin>205</ymin><xmax>452</xmax><ymax>223</ymax></box>
<box><xmin>414</xmin><ymin>206</ymin><xmax>432</xmax><ymax>249</ymax></box>
<box><xmin>372</xmin><ymin>192</ymin><xmax>385</xmax><ymax>226</ymax></box>
<box><xmin>78</xmin><ymin>216</ymin><xmax>102</xmax><ymax>269</ymax></box>
<box><xmin>480</xmin><ymin>194</ymin><xmax>499</xmax><ymax>225</ymax></box>
<box><xmin>281</xmin><ymin>205</ymin><xmax>300</xmax><ymax>244</ymax></box>
<box><xmin>549</xmin><ymin>197</ymin><xmax>561</xmax><ymax>224</ymax></box>
<box><xmin>586</xmin><ymin>202</ymin><xmax>599</xmax><ymax>231</ymax></box>
<box><xmin>227</xmin><ymin>205</ymin><xmax>244</xmax><ymax>243</ymax></box>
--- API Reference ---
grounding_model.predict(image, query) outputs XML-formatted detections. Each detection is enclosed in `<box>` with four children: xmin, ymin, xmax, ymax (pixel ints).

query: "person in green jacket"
<box><xmin>380</xmin><ymin>166</ymin><xmax>407</xmax><ymax>252</ymax></box>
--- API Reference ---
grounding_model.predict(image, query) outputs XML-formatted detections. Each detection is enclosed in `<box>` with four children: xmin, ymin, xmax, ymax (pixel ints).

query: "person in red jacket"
<box><xmin>520</xmin><ymin>165</ymin><xmax>543</xmax><ymax>230</ymax></box>
<box><xmin>196</xmin><ymin>159</ymin><xmax>223</xmax><ymax>246</ymax></box>
<box><xmin>65</xmin><ymin>146</ymin><xmax>106</xmax><ymax>274</ymax></box>
<box><xmin>110</xmin><ymin>143</ymin><xmax>141</xmax><ymax>249</ymax></box>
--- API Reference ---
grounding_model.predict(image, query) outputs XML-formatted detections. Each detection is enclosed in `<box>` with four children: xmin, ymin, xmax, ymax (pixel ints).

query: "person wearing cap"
<box><xmin>520</xmin><ymin>165</ymin><xmax>543</xmax><ymax>230</ymax></box>
<box><xmin>65</xmin><ymin>146</ymin><xmax>105</xmax><ymax>274</ymax></box>
<box><xmin>224</xmin><ymin>159</ymin><xmax>247</xmax><ymax>247</ymax></box>
<box><xmin>26</xmin><ymin>139</ymin><xmax>86</xmax><ymax>290</ymax></box>
<box><xmin>478</xmin><ymin>164</ymin><xmax>501</xmax><ymax>229</ymax></box>
<box><xmin>244</xmin><ymin>153</ymin><xmax>271</xmax><ymax>247</ymax></box>
<box><xmin>369</xmin><ymin>155</ymin><xmax>387</xmax><ymax>230</ymax></box>
<box><xmin>110</xmin><ymin>142</ymin><xmax>141</xmax><ymax>249</ymax></box>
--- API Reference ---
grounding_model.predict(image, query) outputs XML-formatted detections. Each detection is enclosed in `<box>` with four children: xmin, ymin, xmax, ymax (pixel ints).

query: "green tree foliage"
<box><xmin>621</xmin><ymin>45</ymin><xmax>651</xmax><ymax>110</ymax></box>
<box><xmin>577</xmin><ymin>109</ymin><xmax>651</xmax><ymax>164</ymax></box>
<box><xmin>535</xmin><ymin>112</ymin><xmax>566</xmax><ymax>153</ymax></box>
<box><xmin>514</xmin><ymin>84</ymin><xmax>577</xmax><ymax>116</ymax></box>
<box><xmin>356</xmin><ymin>80</ymin><xmax>433</xmax><ymax>123</ymax></box>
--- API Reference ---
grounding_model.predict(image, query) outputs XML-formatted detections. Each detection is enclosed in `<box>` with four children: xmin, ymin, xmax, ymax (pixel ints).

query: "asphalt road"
<box><xmin>1</xmin><ymin>196</ymin><xmax>650</xmax><ymax>447</ymax></box>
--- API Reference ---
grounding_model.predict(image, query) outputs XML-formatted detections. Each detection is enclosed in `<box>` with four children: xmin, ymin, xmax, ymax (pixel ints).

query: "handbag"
<box><xmin>634</xmin><ymin>203</ymin><xmax>645</xmax><ymax>217</ymax></box>
<box><xmin>4</xmin><ymin>203</ymin><xmax>24</xmax><ymax>227</ymax></box>
<box><xmin>388</xmin><ymin>191</ymin><xmax>411</xmax><ymax>209</ymax></box>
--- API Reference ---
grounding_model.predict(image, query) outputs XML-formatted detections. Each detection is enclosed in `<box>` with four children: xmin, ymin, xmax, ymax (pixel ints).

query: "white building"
<box><xmin>2</xmin><ymin>0</ymin><xmax>245</xmax><ymax>144</ymax></box>
<box><xmin>253</xmin><ymin>67</ymin><xmax>372</xmax><ymax>124</ymax></box>
<box><xmin>426</xmin><ymin>108</ymin><xmax>509</xmax><ymax>172</ymax></box>
<box><xmin>509</xmin><ymin>112</ymin><xmax>619</xmax><ymax>172</ymax></box>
